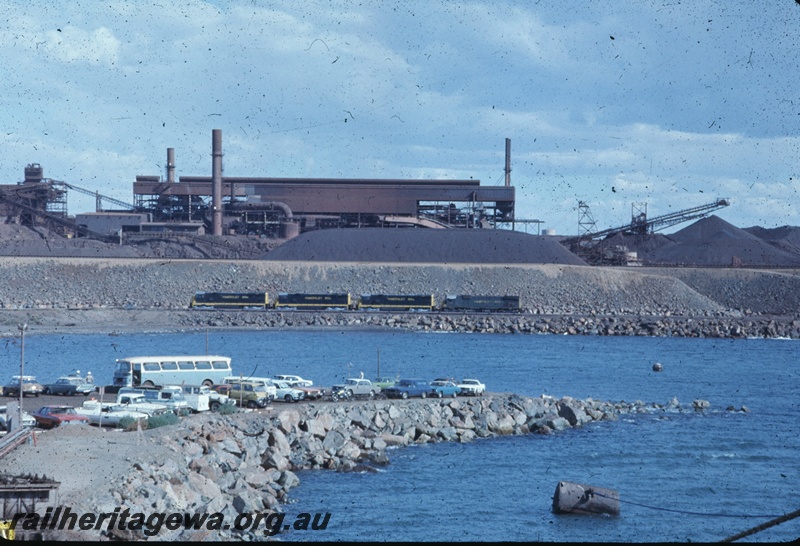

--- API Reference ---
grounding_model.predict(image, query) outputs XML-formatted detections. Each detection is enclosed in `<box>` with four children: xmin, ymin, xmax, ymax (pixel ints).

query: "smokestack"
<box><xmin>212</xmin><ymin>129</ymin><xmax>223</xmax><ymax>236</ymax></box>
<box><xmin>504</xmin><ymin>138</ymin><xmax>511</xmax><ymax>187</ymax></box>
<box><xmin>166</xmin><ymin>148</ymin><xmax>175</xmax><ymax>184</ymax></box>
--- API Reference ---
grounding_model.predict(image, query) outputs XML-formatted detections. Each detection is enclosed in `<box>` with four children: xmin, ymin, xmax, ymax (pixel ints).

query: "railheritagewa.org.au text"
<box><xmin>11</xmin><ymin>506</ymin><xmax>331</xmax><ymax>537</ymax></box>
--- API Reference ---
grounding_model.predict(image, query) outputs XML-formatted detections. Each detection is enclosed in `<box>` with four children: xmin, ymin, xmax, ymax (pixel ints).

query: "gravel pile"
<box><xmin>3</xmin><ymin>218</ymin><xmax>799</xmax><ymax>269</ymax></box>
<box><xmin>744</xmin><ymin>225</ymin><xmax>800</xmax><ymax>256</ymax></box>
<box><xmin>0</xmin><ymin>224</ymin><xmax>280</xmax><ymax>259</ymax></box>
<box><xmin>263</xmin><ymin>228</ymin><xmax>587</xmax><ymax>264</ymax></box>
<box><xmin>639</xmin><ymin>216</ymin><xmax>800</xmax><ymax>267</ymax></box>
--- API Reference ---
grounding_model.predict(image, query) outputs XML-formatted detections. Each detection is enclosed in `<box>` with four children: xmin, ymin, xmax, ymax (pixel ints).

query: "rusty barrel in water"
<box><xmin>552</xmin><ymin>481</ymin><xmax>620</xmax><ymax>516</ymax></box>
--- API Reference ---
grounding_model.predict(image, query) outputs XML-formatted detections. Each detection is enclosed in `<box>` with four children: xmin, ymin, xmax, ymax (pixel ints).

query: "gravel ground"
<box><xmin>0</xmin><ymin>258</ymin><xmax>738</xmax><ymax>319</ymax></box>
<box><xmin>0</xmin><ymin>258</ymin><xmax>798</xmax><ymax>342</ymax></box>
<box><xmin>0</xmin><ymin>220</ymin><xmax>799</xmax><ymax>339</ymax></box>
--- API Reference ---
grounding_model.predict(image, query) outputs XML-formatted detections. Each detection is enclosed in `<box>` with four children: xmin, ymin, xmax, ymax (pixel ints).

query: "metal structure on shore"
<box><xmin>561</xmin><ymin>198</ymin><xmax>731</xmax><ymax>265</ymax></box>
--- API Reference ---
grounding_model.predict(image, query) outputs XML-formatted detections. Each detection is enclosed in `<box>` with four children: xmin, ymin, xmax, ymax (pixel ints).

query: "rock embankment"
<box><xmin>185</xmin><ymin>310</ymin><xmax>800</xmax><ymax>339</ymax></box>
<box><xmin>0</xmin><ymin>258</ymin><xmax>735</xmax><ymax>316</ymax></box>
<box><xmin>45</xmin><ymin>394</ymin><xmax>716</xmax><ymax>541</ymax></box>
<box><xmin>1</xmin><ymin>258</ymin><xmax>799</xmax><ymax>338</ymax></box>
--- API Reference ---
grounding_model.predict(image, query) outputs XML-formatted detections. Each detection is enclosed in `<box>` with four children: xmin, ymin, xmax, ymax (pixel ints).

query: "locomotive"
<box><xmin>190</xmin><ymin>292</ymin><xmax>520</xmax><ymax>312</ymax></box>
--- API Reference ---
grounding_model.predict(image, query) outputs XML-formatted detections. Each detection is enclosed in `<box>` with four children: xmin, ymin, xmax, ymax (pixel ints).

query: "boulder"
<box><xmin>558</xmin><ymin>401</ymin><xmax>591</xmax><ymax>427</ymax></box>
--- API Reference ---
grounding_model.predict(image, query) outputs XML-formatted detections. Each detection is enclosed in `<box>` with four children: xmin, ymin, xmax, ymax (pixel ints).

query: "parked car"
<box><xmin>0</xmin><ymin>405</ymin><xmax>36</xmax><ymax>431</ymax></box>
<box><xmin>429</xmin><ymin>380</ymin><xmax>461</xmax><ymax>398</ymax></box>
<box><xmin>113</xmin><ymin>393</ymin><xmax>171</xmax><ymax>416</ymax></box>
<box><xmin>118</xmin><ymin>387</ymin><xmax>190</xmax><ymax>415</ymax></box>
<box><xmin>457</xmin><ymin>378</ymin><xmax>486</xmax><ymax>396</ymax></box>
<box><xmin>293</xmin><ymin>384</ymin><xmax>325</xmax><ymax>400</ymax></box>
<box><xmin>273</xmin><ymin>374</ymin><xmax>313</xmax><ymax>387</ymax></box>
<box><xmin>74</xmin><ymin>400</ymin><xmax>150</xmax><ymax>428</ymax></box>
<box><xmin>271</xmin><ymin>380</ymin><xmax>306</xmax><ymax>402</ymax></box>
<box><xmin>222</xmin><ymin>376</ymin><xmax>277</xmax><ymax>401</ymax></box>
<box><xmin>181</xmin><ymin>384</ymin><xmax>233</xmax><ymax>412</ymax></box>
<box><xmin>3</xmin><ymin>376</ymin><xmax>44</xmax><ymax>397</ymax></box>
<box><xmin>383</xmin><ymin>378</ymin><xmax>433</xmax><ymax>399</ymax></box>
<box><xmin>373</xmin><ymin>376</ymin><xmax>399</xmax><ymax>389</ymax></box>
<box><xmin>32</xmin><ymin>405</ymin><xmax>90</xmax><ymax>429</ymax></box>
<box><xmin>213</xmin><ymin>381</ymin><xmax>271</xmax><ymax>409</ymax></box>
<box><xmin>331</xmin><ymin>378</ymin><xmax>378</xmax><ymax>399</ymax></box>
<box><xmin>43</xmin><ymin>376</ymin><xmax>95</xmax><ymax>396</ymax></box>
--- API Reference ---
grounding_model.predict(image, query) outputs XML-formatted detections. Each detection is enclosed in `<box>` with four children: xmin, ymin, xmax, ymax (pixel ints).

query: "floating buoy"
<box><xmin>652</xmin><ymin>362</ymin><xmax>663</xmax><ymax>372</ymax></box>
<box><xmin>552</xmin><ymin>481</ymin><xmax>620</xmax><ymax>516</ymax></box>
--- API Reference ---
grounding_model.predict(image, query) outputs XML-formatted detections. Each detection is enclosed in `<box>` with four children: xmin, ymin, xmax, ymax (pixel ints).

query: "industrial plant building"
<box><xmin>131</xmin><ymin>130</ymin><xmax>516</xmax><ymax>238</ymax></box>
<box><xmin>1</xmin><ymin>130</ymin><xmax>517</xmax><ymax>241</ymax></box>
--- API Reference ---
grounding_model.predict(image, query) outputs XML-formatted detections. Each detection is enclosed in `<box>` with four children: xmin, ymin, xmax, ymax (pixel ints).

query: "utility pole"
<box><xmin>18</xmin><ymin>323</ymin><xmax>27</xmax><ymax>431</ymax></box>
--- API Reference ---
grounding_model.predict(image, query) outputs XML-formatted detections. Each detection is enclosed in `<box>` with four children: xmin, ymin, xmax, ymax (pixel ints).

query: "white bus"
<box><xmin>112</xmin><ymin>356</ymin><xmax>232</xmax><ymax>390</ymax></box>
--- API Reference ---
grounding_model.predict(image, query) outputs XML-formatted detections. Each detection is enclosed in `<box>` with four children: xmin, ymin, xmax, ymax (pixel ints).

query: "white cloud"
<box><xmin>44</xmin><ymin>26</ymin><xmax>121</xmax><ymax>65</ymax></box>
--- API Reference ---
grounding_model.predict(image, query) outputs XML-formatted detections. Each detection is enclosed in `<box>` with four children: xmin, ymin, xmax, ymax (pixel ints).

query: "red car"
<box><xmin>32</xmin><ymin>406</ymin><xmax>90</xmax><ymax>429</ymax></box>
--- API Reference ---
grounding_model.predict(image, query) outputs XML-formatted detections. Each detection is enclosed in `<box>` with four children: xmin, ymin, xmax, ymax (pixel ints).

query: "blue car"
<box><xmin>383</xmin><ymin>379</ymin><xmax>432</xmax><ymax>399</ymax></box>
<box><xmin>429</xmin><ymin>380</ymin><xmax>461</xmax><ymax>398</ymax></box>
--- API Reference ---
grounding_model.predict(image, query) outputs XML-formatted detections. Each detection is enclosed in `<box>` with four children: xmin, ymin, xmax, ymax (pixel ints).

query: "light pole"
<box><xmin>18</xmin><ymin>323</ymin><xmax>27</xmax><ymax>431</ymax></box>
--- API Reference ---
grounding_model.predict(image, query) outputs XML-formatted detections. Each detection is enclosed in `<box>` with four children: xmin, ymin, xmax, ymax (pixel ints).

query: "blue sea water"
<box><xmin>2</xmin><ymin>329</ymin><xmax>798</xmax><ymax>542</ymax></box>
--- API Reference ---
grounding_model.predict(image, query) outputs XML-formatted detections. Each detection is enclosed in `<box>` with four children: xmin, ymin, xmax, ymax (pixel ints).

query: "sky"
<box><xmin>1</xmin><ymin>0</ymin><xmax>799</xmax><ymax>236</ymax></box>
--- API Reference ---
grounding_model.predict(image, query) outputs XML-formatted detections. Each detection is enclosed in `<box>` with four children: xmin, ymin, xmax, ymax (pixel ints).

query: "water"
<box><xmin>2</xmin><ymin>330</ymin><xmax>798</xmax><ymax>542</ymax></box>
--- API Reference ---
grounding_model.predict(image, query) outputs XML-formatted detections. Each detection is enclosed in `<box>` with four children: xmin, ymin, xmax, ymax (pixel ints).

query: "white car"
<box><xmin>74</xmin><ymin>400</ymin><xmax>151</xmax><ymax>428</ymax></box>
<box><xmin>457</xmin><ymin>378</ymin><xmax>485</xmax><ymax>396</ymax></box>
<box><xmin>273</xmin><ymin>374</ymin><xmax>313</xmax><ymax>387</ymax></box>
<box><xmin>181</xmin><ymin>384</ymin><xmax>233</xmax><ymax>412</ymax></box>
<box><xmin>331</xmin><ymin>378</ymin><xmax>378</xmax><ymax>399</ymax></box>
<box><xmin>114</xmin><ymin>393</ymin><xmax>171</xmax><ymax>416</ymax></box>
<box><xmin>0</xmin><ymin>405</ymin><xmax>36</xmax><ymax>431</ymax></box>
<box><xmin>118</xmin><ymin>387</ymin><xmax>191</xmax><ymax>415</ymax></box>
<box><xmin>270</xmin><ymin>380</ymin><xmax>306</xmax><ymax>402</ymax></box>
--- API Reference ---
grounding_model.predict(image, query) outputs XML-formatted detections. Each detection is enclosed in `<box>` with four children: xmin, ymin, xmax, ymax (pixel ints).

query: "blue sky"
<box><xmin>1</xmin><ymin>0</ymin><xmax>798</xmax><ymax>235</ymax></box>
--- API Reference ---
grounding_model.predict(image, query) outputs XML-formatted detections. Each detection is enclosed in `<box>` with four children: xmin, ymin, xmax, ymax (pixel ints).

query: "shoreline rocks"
<box><xmin>52</xmin><ymin>394</ymin><xmax>718</xmax><ymax>541</ymax></box>
<box><xmin>179</xmin><ymin>310</ymin><xmax>800</xmax><ymax>339</ymax></box>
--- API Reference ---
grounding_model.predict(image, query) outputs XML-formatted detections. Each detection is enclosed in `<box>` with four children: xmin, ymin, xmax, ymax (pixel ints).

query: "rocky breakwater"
<box><xmin>55</xmin><ymin>394</ymin><xmax>711</xmax><ymax>542</ymax></box>
<box><xmin>187</xmin><ymin>310</ymin><xmax>800</xmax><ymax>339</ymax></box>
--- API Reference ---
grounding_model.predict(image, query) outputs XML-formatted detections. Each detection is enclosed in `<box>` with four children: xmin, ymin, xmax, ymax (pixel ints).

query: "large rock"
<box><xmin>558</xmin><ymin>401</ymin><xmax>591</xmax><ymax>426</ymax></box>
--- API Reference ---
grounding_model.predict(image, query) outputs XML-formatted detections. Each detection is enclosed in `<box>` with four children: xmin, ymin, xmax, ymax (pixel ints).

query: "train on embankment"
<box><xmin>189</xmin><ymin>292</ymin><xmax>521</xmax><ymax>313</ymax></box>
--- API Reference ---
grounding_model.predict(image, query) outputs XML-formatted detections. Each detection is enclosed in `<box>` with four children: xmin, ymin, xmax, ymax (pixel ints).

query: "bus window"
<box><xmin>160</xmin><ymin>361</ymin><xmax>178</xmax><ymax>371</ymax></box>
<box><xmin>195</xmin><ymin>361</ymin><xmax>212</xmax><ymax>370</ymax></box>
<box><xmin>212</xmin><ymin>360</ymin><xmax>230</xmax><ymax>370</ymax></box>
<box><xmin>143</xmin><ymin>363</ymin><xmax>161</xmax><ymax>372</ymax></box>
<box><xmin>178</xmin><ymin>361</ymin><xmax>195</xmax><ymax>370</ymax></box>
<box><xmin>115</xmin><ymin>361</ymin><xmax>131</xmax><ymax>373</ymax></box>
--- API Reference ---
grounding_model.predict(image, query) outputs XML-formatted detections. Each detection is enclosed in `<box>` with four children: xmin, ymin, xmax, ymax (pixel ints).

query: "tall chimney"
<box><xmin>166</xmin><ymin>148</ymin><xmax>175</xmax><ymax>184</ymax></box>
<box><xmin>504</xmin><ymin>138</ymin><xmax>511</xmax><ymax>187</ymax></box>
<box><xmin>212</xmin><ymin>129</ymin><xmax>223</xmax><ymax>236</ymax></box>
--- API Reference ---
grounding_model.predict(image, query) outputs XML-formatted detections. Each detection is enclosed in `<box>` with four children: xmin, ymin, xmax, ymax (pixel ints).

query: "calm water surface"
<box><xmin>3</xmin><ymin>330</ymin><xmax>798</xmax><ymax>542</ymax></box>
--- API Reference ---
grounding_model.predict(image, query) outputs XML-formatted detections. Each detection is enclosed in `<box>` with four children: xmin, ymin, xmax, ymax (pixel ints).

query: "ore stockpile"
<box><xmin>262</xmin><ymin>228</ymin><xmax>587</xmax><ymax>264</ymax></box>
<box><xmin>0</xmin><ymin>216</ymin><xmax>799</xmax><ymax>267</ymax></box>
<box><xmin>610</xmin><ymin>216</ymin><xmax>800</xmax><ymax>267</ymax></box>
